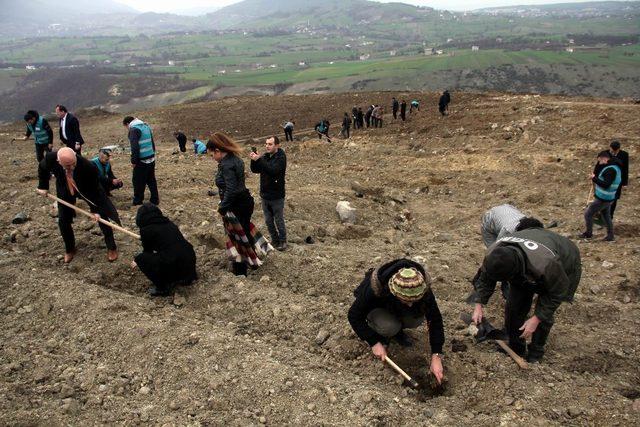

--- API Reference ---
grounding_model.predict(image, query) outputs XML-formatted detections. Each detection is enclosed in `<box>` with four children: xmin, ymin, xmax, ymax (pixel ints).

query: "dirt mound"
<box><xmin>1</xmin><ymin>91</ymin><xmax>639</xmax><ymax>425</ymax></box>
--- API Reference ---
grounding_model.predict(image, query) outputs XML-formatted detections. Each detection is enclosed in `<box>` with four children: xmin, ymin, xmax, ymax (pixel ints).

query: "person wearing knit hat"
<box><xmin>470</xmin><ymin>226</ymin><xmax>581</xmax><ymax>363</ymax></box>
<box><xmin>37</xmin><ymin>148</ymin><xmax>122</xmax><ymax>263</ymax></box>
<box><xmin>348</xmin><ymin>259</ymin><xmax>445</xmax><ymax>385</ymax></box>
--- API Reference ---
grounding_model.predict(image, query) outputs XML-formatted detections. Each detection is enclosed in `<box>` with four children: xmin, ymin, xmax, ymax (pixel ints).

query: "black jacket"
<box><xmin>215</xmin><ymin>154</ymin><xmax>250</xmax><ymax>214</ymax></box>
<box><xmin>38</xmin><ymin>151</ymin><xmax>105</xmax><ymax>211</ymax></box>
<box><xmin>400</xmin><ymin>102</ymin><xmax>407</xmax><ymax>113</ymax></box>
<box><xmin>473</xmin><ymin>228</ymin><xmax>581</xmax><ymax>324</ymax></box>
<box><xmin>134</xmin><ymin>204</ymin><xmax>197</xmax><ymax>286</ymax></box>
<box><xmin>59</xmin><ymin>113</ymin><xmax>84</xmax><ymax>149</ymax></box>
<box><xmin>612</xmin><ymin>150</ymin><xmax>629</xmax><ymax>186</ymax></box>
<box><xmin>250</xmin><ymin>148</ymin><xmax>286</xmax><ymax>200</ymax></box>
<box><xmin>392</xmin><ymin>99</ymin><xmax>399</xmax><ymax>111</ymax></box>
<box><xmin>348</xmin><ymin>259</ymin><xmax>445</xmax><ymax>353</ymax></box>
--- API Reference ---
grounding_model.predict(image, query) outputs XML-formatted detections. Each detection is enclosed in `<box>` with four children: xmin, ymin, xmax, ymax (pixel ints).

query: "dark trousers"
<box><xmin>376</xmin><ymin>119</ymin><xmax>383</xmax><ymax>128</ymax></box>
<box><xmin>393</xmin><ymin>109</ymin><xmax>398</xmax><ymax>119</ymax></box>
<box><xmin>366</xmin><ymin>308</ymin><xmax>424</xmax><ymax>340</ymax></box>
<box><xmin>371</xmin><ymin>117</ymin><xmax>378</xmax><ymax>127</ymax></box>
<box><xmin>58</xmin><ymin>193</ymin><xmax>121</xmax><ymax>253</ymax></box>
<box><xmin>262</xmin><ymin>198</ymin><xmax>286</xmax><ymax>245</ymax></box>
<box><xmin>284</xmin><ymin>128</ymin><xmax>293</xmax><ymax>141</ymax></box>
<box><xmin>439</xmin><ymin>104</ymin><xmax>448</xmax><ymax>116</ymax></box>
<box><xmin>132</xmin><ymin>162</ymin><xmax>159</xmax><ymax>205</ymax></box>
<box><xmin>230</xmin><ymin>193</ymin><xmax>255</xmax><ymax>276</ymax></box>
<box><xmin>178</xmin><ymin>141</ymin><xmax>187</xmax><ymax>153</ymax></box>
<box><xmin>610</xmin><ymin>187</ymin><xmax>623</xmax><ymax>218</ymax></box>
<box><xmin>584</xmin><ymin>198</ymin><xmax>613</xmax><ymax>238</ymax></box>
<box><xmin>341</xmin><ymin>126</ymin><xmax>350</xmax><ymax>138</ymax></box>
<box><xmin>505</xmin><ymin>284</ymin><xmax>553</xmax><ymax>358</ymax></box>
<box><xmin>400</xmin><ymin>110</ymin><xmax>406</xmax><ymax>121</ymax></box>
<box><xmin>365</xmin><ymin>116</ymin><xmax>371</xmax><ymax>127</ymax></box>
<box><xmin>35</xmin><ymin>144</ymin><xmax>51</xmax><ymax>162</ymax></box>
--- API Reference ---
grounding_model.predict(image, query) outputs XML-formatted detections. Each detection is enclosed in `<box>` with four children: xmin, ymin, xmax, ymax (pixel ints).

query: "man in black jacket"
<box><xmin>608</xmin><ymin>140</ymin><xmax>629</xmax><ymax>218</ymax></box>
<box><xmin>438</xmin><ymin>90</ymin><xmax>451</xmax><ymax>116</ymax></box>
<box><xmin>56</xmin><ymin>105</ymin><xmax>84</xmax><ymax>154</ymax></box>
<box><xmin>37</xmin><ymin>147</ymin><xmax>121</xmax><ymax>263</ymax></box>
<box><xmin>341</xmin><ymin>112</ymin><xmax>351</xmax><ymax>139</ymax></box>
<box><xmin>400</xmin><ymin>100</ymin><xmax>407</xmax><ymax>121</ymax></box>
<box><xmin>173</xmin><ymin>131</ymin><xmax>187</xmax><ymax>153</ymax></box>
<box><xmin>391</xmin><ymin>97</ymin><xmax>399</xmax><ymax>119</ymax></box>
<box><xmin>250</xmin><ymin>136</ymin><xmax>287</xmax><ymax>250</ymax></box>
<box><xmin>471</xmin><ymin>225</ymin><xmax>581</xmax><ymax>363</ymax></box>
<box><xmin>348</xmin><ymin>259</ymin><xmax>445</xmax><ymax>384</ymax></box>
<box><xmin>132</xmin><ymin>203</ymin><xmax>197</xmax><ymax>296</ymax></box>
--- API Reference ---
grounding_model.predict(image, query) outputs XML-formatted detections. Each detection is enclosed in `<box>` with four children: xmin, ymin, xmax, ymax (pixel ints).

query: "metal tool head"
<box><xmin>459</xmin><ymin>312</ymin><xmax>507</xmax><ymax>342</ymax></box>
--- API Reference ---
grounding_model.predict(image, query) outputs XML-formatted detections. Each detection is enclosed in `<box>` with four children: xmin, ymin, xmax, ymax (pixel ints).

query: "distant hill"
<box><xmin>0</xmin><ymin>0</ymin><xmax>136</xmax><ymax>23</ymax></box>
<box><xmin>204</xmin><ymin>0</ymin><xmax>433</xmax><ymax>29</ymax></box>
<box><xmin>477</xmin><ymin>0</ymin><xmax>640</xmax><ymax>14</ymax></box>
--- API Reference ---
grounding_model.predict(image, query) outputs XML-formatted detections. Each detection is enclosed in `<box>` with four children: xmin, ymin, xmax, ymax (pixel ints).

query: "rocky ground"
<box><xmin>0</xmin><ymin>91</ymin><xmax>639</xmax><ymax>425</ymax></box>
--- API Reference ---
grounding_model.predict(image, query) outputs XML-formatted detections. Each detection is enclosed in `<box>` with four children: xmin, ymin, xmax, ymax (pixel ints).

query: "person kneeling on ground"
<box><xmin>193</xmin><ymin>138</ymin><xmax>207</xmax><ymax>155</ymax></box>
<box><xmin>348</xmin><ymin>259</ymin><xmax>445</xmax><ymax>384</ymax></box>
<box><xmin>131</xmin><ymin>203</ymin><xmax>197</xmax><ymax>296</ymax></box>
<box><xmin>470</xmin><ymin>218</ymin><xmax>581</xmax><ymax>363</ymax></box>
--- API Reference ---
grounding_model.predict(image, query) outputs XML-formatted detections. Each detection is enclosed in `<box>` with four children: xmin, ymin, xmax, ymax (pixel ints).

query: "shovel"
<box><xmin>460</xmin><ymin>313</ymin><xmax>529</xmax><ymax>369</ymax></box>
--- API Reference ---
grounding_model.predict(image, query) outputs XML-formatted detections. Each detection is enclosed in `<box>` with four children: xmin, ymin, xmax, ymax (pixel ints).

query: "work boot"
<box><xmin>392</xmin><ymin>330</ymin><xmax>414</xmax><ymax>347</ymax></box>
<box><xmin>527</xmin><ymin>322</ymin><xmax>551</xmax><ymax>363</ymax></box>
<box><xmin>578</xmin><ymin>232</ymin><xmax>592</xmax><ymax>239</ymax></box>
<box><xmin>148</xmin><ymin>286</ymin><xmax>172</xmax><ymax>297</ymax></box>
<box><xmin>64</xmin><ymin>248</ymin><xmax>77</xmax><ymax>263</ymax></box>
<box><xmin>603</xmin><ymin>235</ymin><xmax>615</xmax><ymax>242</ymax></box>
<box><xmin>107</xmin><ymin>249</ymin><xmax>118</xmax><ymax>262</ymax></box>
<box><xmin>526</xmin><ymin>353</ymin><xmax>543</xmax><ymax>364</ymax></box>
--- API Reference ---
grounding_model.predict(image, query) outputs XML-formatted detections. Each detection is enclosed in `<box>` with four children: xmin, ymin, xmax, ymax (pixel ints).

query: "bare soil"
<box><xmin>0</xmin><ymin>91</ymin><xmax>639</xmax><ymax>425</ymax></box>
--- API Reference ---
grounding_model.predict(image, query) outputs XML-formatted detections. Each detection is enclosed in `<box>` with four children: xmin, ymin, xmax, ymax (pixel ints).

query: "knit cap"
<box><xmin>389</xmin><ymin>268</ymin><xmax>429</xmax><ymax>302</ymax></box>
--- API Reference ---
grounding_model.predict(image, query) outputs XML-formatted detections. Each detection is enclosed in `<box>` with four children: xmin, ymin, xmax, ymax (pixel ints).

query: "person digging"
<box><xmin>348</xmin><ymin>259</ymin><xmax>445</xmax><ymax>385</ymax></box>
<box><xmin>470</xmin><ymin>222</ymin><xmax>581</xmax><ymax>363</ymax></box>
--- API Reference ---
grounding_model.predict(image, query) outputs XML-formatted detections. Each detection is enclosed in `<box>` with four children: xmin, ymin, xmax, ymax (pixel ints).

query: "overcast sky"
<box><xmin>115</xmin><ymin>0</ymin><xmax>619</xmax><ymax>13</ymax></box>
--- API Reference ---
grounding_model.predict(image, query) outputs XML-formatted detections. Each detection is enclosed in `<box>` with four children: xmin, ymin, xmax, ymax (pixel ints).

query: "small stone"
<box><xmin>139</xmin><ymin>386</ymin><xmax>151</xmax><ymax>395</ymax></box>
<box><xmin>567</xmin><ymin>407</ymin><xmax>583</xmax><ymax>418</ymax></box>
<box><xmin>169</xmin><ymin>401</ymin><xmax>180</xmax><ymax>410</ymax></box>
<box><xmin>259</xmin><ymin>416</ymin><xmax>267</xmax><ymax>424</ymax></box>
<box><xmin>589</xmin><ymin>285</ymin><xmax>601</xmax><ymax>295</ymax></box>
<box><xmin>315</xmin><ymin>329</ymin><xmax>330</xmax><ymax>345</ymax></box>
<box><xmin>623</xmin><ymin>296</ymin><xmax>631</xmax><ymax>304</ymax></box>
<box><xmin>98</xmin><ymin>384</ymin><xmax>107</xmax><ymax>392</ymax></box>
<box><xmin>285</xmin><ymin>380</ymin><xmax>294</xmax><ymax>387</ymax></box>
<box><xmin>12</xmin><ymin>212</ymin><xmax>29</xmax><ymax>224</ymax></box>
<box><xmin>307</xmin><ymin>403</ymin><xmax>316</xmax><ymax>411</ymax></box>
<box><xmin>187</xmin><ymin>333</ymin><xmax>200</xmax><ymax>345</ymax></box>
<box><xmin>435</xmin><ymin>233</ymin><xmax>452</xmax><ymax>242</ymax></box>
<box><xmin>173</xmin><ymin>294</ymin><xmax>186</xmax><ymax>307</ymax></box>
<box><xmin>336</xmin><ymin>201</ymin><xmax>356</xmax><ymax>224</ymax></box>
<box><xmin>602</xmin><ymin>261</ymin><xmax>614</xmax><ymax>269</ymax></box>
<box><xmin>260</xmin><ymin>275</ymin><xmax>271</xmax><ymax>283</ymax></box>
<box><xmin>503</xmin><ymin>397</ymin><xmax>515</xmax><ymax>406</ymax></box>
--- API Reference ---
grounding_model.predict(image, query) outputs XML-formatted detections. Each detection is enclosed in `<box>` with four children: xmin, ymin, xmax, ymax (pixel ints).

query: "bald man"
<box><xmin>37</xmin><ymin>147</ymin><xmax>121</xmax><ymax>263</ymax></box>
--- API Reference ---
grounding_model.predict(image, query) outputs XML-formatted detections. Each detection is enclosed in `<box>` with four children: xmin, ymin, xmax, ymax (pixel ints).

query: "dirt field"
<box><xmin>1</xmin><ymin>91</ymin><xmax>639</xmax><ymax>425</ymax></box>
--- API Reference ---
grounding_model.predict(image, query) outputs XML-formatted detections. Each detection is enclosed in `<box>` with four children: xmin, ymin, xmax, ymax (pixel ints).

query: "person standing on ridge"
<box><xmin>123</xmin><ymin>116</ymin><xmax>160</xmax><ymax>206</ymax></box>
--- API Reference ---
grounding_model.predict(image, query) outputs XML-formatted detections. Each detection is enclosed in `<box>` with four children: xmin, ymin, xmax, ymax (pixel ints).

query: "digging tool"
<box><xmin>383</xmin><ymin>355</ymin><xmax>419</xmax><ymax>388</ymax></box>
<box><xmin>460</xmin><ymin>313</ymin><xmax>529</xmax><ymax>370</ymax></box>
<box><xmin>40</xmin><ymin>192</ymin><xmax>140</xmax><ymax>240</ymax></box>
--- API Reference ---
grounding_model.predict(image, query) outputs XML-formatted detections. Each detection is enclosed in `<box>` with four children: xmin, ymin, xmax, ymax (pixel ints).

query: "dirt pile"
<box><xmin>1</xmin><ymin>91</ymin><xmax>639</xmax><ymax>425</ymax></box>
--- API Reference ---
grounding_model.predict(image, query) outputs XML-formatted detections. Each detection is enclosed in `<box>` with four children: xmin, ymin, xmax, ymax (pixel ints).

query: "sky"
<box><xmin>115</xmin><ymin>0</ymin><xmax>623</xmax><ymax>13</ymax></box>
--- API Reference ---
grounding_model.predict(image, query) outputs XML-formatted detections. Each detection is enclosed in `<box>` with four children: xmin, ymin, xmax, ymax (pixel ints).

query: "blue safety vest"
<box><xmin>27</xmin><ymin>116</ymin><xmax>50</xmax><ymax>145</ymax></box>
<box><xmin>194</xmin><ymin>140</ymin><xmax>207</xmax><ymax>154</ymax></box>
<box><xmin>131</xmin><ymin>122</ymin><xmax>155</xmax><ymax>160</ymax></box>
<box><xmin>91</xmin><ymin>157</ymin><xmax>111</xmax><ymax>179</ymax></box>
<box><xmin>594</xmin><ymin>165</ymin><xmax>621</xmax><ymax>201</ymax></box>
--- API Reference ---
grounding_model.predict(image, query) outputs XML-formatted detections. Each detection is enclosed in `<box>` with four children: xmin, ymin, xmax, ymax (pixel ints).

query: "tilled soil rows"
<box><xmin>1</xmin><ymin>91</ymin><xmax>639</xmax><ymax>425</ymax></box>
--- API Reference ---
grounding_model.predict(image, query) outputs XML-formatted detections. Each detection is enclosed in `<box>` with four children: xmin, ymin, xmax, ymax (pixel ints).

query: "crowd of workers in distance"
<box><xmin>19</xmin><ymin>90</ymin><xmax>630</xmax><ymax>385</ymax></box>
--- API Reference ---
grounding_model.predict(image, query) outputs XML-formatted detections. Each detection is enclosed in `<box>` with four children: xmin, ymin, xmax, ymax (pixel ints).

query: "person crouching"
<box><xmin>348</xmin><ymin>258</ymin><xmax>445</xmax><ymax>384</ymax></box>
<box><xmin>131</xmin><ymin>203</ymin><xmax>197</xmax><ymax>296</ymax></box>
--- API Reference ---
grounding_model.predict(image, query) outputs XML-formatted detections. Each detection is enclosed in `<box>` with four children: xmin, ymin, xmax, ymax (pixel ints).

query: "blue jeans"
<box><xmin>262</xmin><ymin>198</ymin><xmax>286</xmax><ymax>244</ymax></box>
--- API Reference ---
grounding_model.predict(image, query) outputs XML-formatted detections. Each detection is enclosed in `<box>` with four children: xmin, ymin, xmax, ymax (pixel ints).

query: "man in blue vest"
<box><xmin>91</xmin><ymin>149</ymin><xmax>123</xmax><ymax>196</ymax></box>
<box><xmin>581</xmin><ymin>151</ymin><xmax>622</xmax><ymax>241</ymax></box>
<box><xmin>123</xmin><ymin>116</ymin><xmax>160</xmax><ymax>206</ymax></box>
<box><xmin>471</xmin><ymin>221</ymin><xmax>581</xmax><ymax>363</ymax></box>
<box><xmin>23</xmin><ymin>110</ymin><xmax>53</xmax><ymax>162</ymax></box>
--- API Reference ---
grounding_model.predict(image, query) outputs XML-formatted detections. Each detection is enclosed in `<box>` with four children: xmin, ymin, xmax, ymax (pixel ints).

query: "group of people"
<box><xmin>21</xmin><ymin>98</ymin><xmax>631</xmax><ymax>385</ymax></box>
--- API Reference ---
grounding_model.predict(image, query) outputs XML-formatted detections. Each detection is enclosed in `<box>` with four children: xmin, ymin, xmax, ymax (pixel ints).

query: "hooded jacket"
<box><xmin>348</xmin><ymin>259</ymin><xmax>445</xmax><ymax>353</ymax></box>
<box><xmin>134</xmin><ymin>203</ymin><xmax>197</xmax><ymax>286</ymax></box>
<box><xmin>472</xmin><ymin>227</ymin><xmax>581</xmax><ymax>323</ymax></box>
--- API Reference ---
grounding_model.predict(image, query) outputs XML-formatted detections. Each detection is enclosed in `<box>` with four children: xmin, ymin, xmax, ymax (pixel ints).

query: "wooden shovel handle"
<box><xmin>43</xmin><ymin>192</ymin><xmax>140</xmax><ymax>240</ymax></box>
<box><xmin>384</xmin><ymin>356</ymin><xmax>419</xmax><ymax>387</ymax></box>
<box><xmin>495</xmin><ymin>340</ymin><xmax>529</xmax><ymax>369</ymax></box>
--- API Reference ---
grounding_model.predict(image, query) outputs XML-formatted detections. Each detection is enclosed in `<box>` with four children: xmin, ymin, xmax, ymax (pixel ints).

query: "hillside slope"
<box><xmin>0</xmin><ymin>91</ymin><xmax>639</xmax><ymax>425</ymax></box>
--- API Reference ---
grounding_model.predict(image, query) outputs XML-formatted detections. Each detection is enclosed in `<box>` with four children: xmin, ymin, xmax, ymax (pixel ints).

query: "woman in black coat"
<box><xmin>206</xmin><ymin>132</ymin><xmax>257</xmax><ymax>276</ymax></box>
<box><xmin>132</xmin><ymin>203</ymin><xmax>197</xmax><ymax>296</ymax></box>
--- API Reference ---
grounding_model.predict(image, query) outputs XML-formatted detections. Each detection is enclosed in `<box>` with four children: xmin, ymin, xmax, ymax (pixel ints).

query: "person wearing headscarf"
<box><xmin>131</xmin><ymin>203</ymin><xmax>197</xmax><ymax>296</ymax></box>
<box><xmin>37</xmin><ymin>147</ymin><xmax>121</xmax><ymax>263</ymax></box>
<box><xmin>348</xmin><ymin>258</ymin><xmax>445</xmax><ymax>385</ymax></box>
